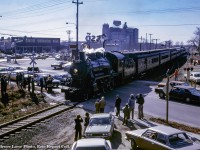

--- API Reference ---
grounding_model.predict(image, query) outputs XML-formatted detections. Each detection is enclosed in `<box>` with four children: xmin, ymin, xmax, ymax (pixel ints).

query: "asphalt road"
<box><xmin>1</xmin><ymin>57</ymin><xmax>200</xmax><ymax>128</ymax></box>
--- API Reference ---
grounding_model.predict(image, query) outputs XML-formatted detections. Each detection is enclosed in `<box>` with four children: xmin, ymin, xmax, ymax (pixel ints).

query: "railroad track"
<box><xmin>0</xmin><ymin>103</ymin><xmax>77</xmax><ymax>139</ymax></box>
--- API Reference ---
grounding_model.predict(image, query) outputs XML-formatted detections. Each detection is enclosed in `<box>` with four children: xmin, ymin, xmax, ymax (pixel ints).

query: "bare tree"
<box><xmin>188</xmin><ymin>27</ymin><xmax>200</xmax><ymax>52</ymax></box>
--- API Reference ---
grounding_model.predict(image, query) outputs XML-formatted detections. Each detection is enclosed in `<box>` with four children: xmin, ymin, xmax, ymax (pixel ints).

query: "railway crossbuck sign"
<box><xmin>163</xmin><ymin>82</ymin><xmax>172</xmax><ymax>95</ymax></box>
<box><xmin>29</xmin><ymin>56</ymin><xmax>37</xmax><ymax>65</ymax></box>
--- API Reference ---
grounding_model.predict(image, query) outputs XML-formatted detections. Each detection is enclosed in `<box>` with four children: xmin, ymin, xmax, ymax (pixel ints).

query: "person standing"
<box><xmin>31</xmin><ymin>77</ymin><xmax>35</xmax><ymax>94</ymax></box>
<box><xmin>27</xmin><ymin>75</ymin><xmax>31</xmax><ymax>92</ymax></box>
<box><xmin>128</xmin><ymin>94</ymin><xmax>136</xmax><ymax>119</ymax></box>
<box><xmin>84</xmin><ymin>112</ymin><xmax>90</xmax><ymax>133</ymax></box>
<box><xmin>16</xmin><ymin>72</ymin><xmax>19</xmax><ymax>88</ymax></box>
<box><xmin>74</xmin><ymin>114</ymin><xmax>83</xmax><ymax>141</ymax></box>
<box><xmin>115</xmin><ymin>95</ymin><xmax>121</xmax><ymax>117</ymax></box>
<box><xmin>40</xmin><ymin>77</ymin><xmax>44</xmax><ymax>93</ymax></box>
<box><xmin>122</xmin><ymin>103</ymin><xmax>130</xmax><ymax>125</ymax></box>
<box><xmin>95</xmin><ymin>99</ymin><xmax>100</xmax><ymax>113</ymax></box>
<box><xmin>99</xmin><ymin>96</ymin><xmax>106</xmax><ymax>113</ymax></box>
<box><xmin>137</xmin><ymin>94</ymin><xmax>144</xmax><ymax>119</ymax></box>
<box><xmin>174</xmin><ymin>69</ymin><xmax>179</xmax><ymax>81</ymax></box>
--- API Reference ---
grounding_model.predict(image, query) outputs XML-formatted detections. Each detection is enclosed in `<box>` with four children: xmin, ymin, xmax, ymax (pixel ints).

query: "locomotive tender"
<box><xmin>63</xmin><ymin>48</ymin><xmax>187</xmax><ymax>101</ymax></box>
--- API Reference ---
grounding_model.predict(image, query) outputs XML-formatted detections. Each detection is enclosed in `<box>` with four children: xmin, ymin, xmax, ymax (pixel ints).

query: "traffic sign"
<box><xmin>163</xmin><ymin>83</ymin><xmax>172</xmax><ymax>95</ymax></box>
<box><xmin>29</xmin><ymin>56</ymin><xmax>37</xmax><ymax>65</ymax></box>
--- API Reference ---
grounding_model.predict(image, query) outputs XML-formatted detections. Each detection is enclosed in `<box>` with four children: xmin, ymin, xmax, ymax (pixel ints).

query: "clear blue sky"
<box><xmin>0</xmin><ymin>0</ymin><xmax>200</xmax><ymax>44</ymax></box>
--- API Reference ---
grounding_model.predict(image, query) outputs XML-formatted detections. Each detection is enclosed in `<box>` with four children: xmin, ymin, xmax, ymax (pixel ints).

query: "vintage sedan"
<box><xmin>184</xmin><ymin>72</ymin><xmax>200</xmax><ymax>83</ymax></box>
<box><xmin>125</xmin><ymin>125</ymin><xmax>200</xmax><ymax>150</ymax></box>
<box><xmin>159</xmin><ymin>85</ymin><xmax>200</xmax><ymax>103</ymax></box>
<box><xmin>84</xmin><ymin>113</ymin><xmax>115</xmax><ymax>139</ymax></box>
<box><xmin>71</xmin><ymin>138</ymin><xmax>112</xmax><ymax>150</ymax></box>
<box><xmin>51</xmin><ymin>61</ymin><xmax>66</xmax><ymax>69</ymax></box>
<box><xmin>9</xmin><ymin>69</ymin><xmax>26</xmax><ymax>81</ymax></box>
<box><xmin>34</xmin><ymin>73</ymin><xmax>60</xmax><ymax>87</ymax></box>
<box><xmin>53</xmin><ymin>73</ymin><xmax>71</xmax><ymax>85</ymax></box>
<box><xmin>155</xmin><ymin>81</ymin><xmax>188</xmax><ymax>93</ymax></box>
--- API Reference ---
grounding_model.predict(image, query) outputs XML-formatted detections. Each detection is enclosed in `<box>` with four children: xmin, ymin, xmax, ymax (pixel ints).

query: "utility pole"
<box><xmin>149</xmin><ymin>34</ymin><xmax>153</xmax><ymax>50</ymax></box>
<box><xmin>72</xmin><ymin>0</ymin><xmax>83</xmax><ymax>60</ymax></box>
<box><xmin>138</xmin><ymin>36</ymin><xmax>143</xmax><ymax>51</ymax></box>
<box><xmin>153</xmin><ymin>39</ymin><xmax>160</xmax><ymax>49</ymax></box>
<box><xmin>166</xmin><ymin>69</ymin><xmax>169</xmax><ymax>124</ymax></box>
<box><xmin>146</xmin><ymin>33</ymin><xmax>148</xmax><ymax>50</ymax></box>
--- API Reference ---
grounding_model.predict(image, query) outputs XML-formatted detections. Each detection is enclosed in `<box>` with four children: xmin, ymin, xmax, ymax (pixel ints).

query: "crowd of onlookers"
<box><xmin>0</xmin><ymin>73</ymin><xmax>55</xmax><ymax>107</ymax></box>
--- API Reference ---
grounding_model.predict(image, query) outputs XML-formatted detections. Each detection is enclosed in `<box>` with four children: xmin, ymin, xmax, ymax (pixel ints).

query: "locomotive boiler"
<box><xmin>64</xmin><ymin>51</ymin><xmax>113</xmax><ymax>101</ymax></box>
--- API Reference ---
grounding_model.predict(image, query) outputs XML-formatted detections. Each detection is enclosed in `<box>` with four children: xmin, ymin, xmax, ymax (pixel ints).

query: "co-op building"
<box><xmin>11</xmin><ymin>37</ymin><xmax>60</xmax><ymax>53</ymax></box>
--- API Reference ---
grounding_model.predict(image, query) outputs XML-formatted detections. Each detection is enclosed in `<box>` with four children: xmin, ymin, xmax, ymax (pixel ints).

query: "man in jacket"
<box><xmin>115</xmin><ymin>95</ymin><xmax>121</xmax><ymax>117</ymax></box>
<box><xmin>137</xmin><ymin>94</ymin><xmax>144</xmax><ymax>119</ymax></box>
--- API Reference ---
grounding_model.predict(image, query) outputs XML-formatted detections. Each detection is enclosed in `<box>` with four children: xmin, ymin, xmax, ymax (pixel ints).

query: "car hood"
<box><xmin>85</xmin><ymin>125</ymin><xmax>111</xmax><ymax>133</ymax></box>
<box><xmin>126</xmin><ymin>129</ymin><xmax>147</xmax><ymax>137</ymax></box>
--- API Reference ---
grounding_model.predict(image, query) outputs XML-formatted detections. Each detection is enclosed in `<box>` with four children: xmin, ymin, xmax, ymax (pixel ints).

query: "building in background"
<box><xmin>102</xmin><ymin>20</ymin><xmax>139</xmax><ymax>51</ymax></box>
<box><xmin>11</xmin><ymin>37</ymin><xmax>60</xmax><ymax>53</ymax></box>
<box><xmin>0</xmin><ymin>37</ymin><xmax>12</xmax><ymax>52</ymax></box>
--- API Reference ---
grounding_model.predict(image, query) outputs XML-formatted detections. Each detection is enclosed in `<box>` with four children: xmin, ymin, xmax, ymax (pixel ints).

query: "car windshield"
<box><xmin>169</xmin><ymin>133</ymin><xmax>192</xmax><ymax>148</ymax></box>
<box><xmin>89</xmin><ymin>117</ymin><xmax>110</xmax><ymax>125</ymax></box>
<box><xmin>76</xmin><ymin>147</ymin><xmax>106</xmax><ymax>150</ymax></box>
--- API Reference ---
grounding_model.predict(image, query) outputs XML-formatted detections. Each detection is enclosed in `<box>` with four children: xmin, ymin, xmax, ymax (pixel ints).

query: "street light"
<box><xmin>66</xmin><ymin>21</ymin><xmax>78</xmax><ymax>59</ymax></box>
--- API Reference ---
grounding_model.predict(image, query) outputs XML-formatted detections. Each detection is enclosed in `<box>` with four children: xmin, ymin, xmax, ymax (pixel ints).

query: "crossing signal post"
<box><xmin>29</xmin><ymin>51</ymin><xmax>37</xmax><ymax>76</ymax></box>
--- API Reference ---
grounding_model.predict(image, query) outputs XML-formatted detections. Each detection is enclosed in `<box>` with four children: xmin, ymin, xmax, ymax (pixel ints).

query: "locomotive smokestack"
<box><xmin>79</xmin><ymin>51</ymin><xmax>86</xmax><ymax>61</ymax></box>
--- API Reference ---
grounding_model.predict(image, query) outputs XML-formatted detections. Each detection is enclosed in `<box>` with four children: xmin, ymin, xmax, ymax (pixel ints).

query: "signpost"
<box><xmin>165</xmin><ymin>69</ymin><xmax>170</xmax><ymax>124</ymax></box>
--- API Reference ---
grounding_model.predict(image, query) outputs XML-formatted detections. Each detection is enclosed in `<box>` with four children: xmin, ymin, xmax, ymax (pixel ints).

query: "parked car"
<box><xmin>51</xmin><ymin>61</ymin><xmax>66</xmax><ymax>69</ymax></box>
<box><xmin>27</xmin><ymin>67</ymin><xmax>41</xmax><ymax>74</ymax></box>
<box><xmin>35</xmin><ymin>54</ymin><xmax>47</xmax><ymax>60</ymax></box>
<box><xmin>184</xmin><ymin>72</ymin><xmax>200</xmax><ymax>83</ymax></box>
<box><xmin>155</xmin><ymin>81</ymin><xmax>188</xmax><ymax>93</ymax></box>
<box><xmin>159</xmin><ymin>85</ymin><xmax>200</xmax><ymax>103</ymax></box>
<box><xmin>125</xmin><ymin>125</ymin><xmax>200</xmax><ymax>150</ymax></box>
<box><xmin>34</xmin><ymin>73</ymin><xmax>60</xmax><ymax>87</ymax></box>
<box><xmin>10</xmin><ymin>70</ymin><xmax>26</xmax><ymax>81</ymax></box>
<box><xmin>71</xmin><ymin>138</ymin><xmax>112</xmax><ymax>150</ymax></box>
<box><xmin>53</xmin><ymin>73</ymin><xmax>71</xmax><ymax>85</ymax></box>
<box><xmin>84</xmin><ymin>113</ymin><xmax>115</xmax><ymax>139</ymax></box>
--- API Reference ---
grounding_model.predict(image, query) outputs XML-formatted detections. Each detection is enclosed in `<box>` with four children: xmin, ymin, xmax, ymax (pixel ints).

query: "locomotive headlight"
<box><xmin>74</xmin><ymin>68</ymin><xmax>78</xmax><ymax>74</ymax></box>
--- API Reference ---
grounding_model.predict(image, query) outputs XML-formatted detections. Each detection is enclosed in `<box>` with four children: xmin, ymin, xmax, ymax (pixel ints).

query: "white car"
<box><xmin>71</xmin><ymin>138</ymin><xmax>112</xmax><ymax>150</ymax></box>
<box><xmin>184</xmin><ymin>72</ymin><xmax>200</xmax><ymax>83</ymax></box>
<box><xmin>84</xmin><ymin>113</ymin><xmax>115</xmax><ymax>139</ymax></box>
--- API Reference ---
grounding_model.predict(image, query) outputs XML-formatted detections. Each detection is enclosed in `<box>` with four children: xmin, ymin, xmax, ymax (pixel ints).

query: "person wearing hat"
<box><xmin>74</xmin><ymin>114</ymin><xmax>83</xmax><ymax>141</ymax></box>
<box><xmin>128</xmin><ymin>94</ymin><xmax>136</xmax><ymax>119</ymax></box>
<box><xmin>122</xmin><ymin>103</ymin><xmax>130</xmax><ymax>125</ymax></box>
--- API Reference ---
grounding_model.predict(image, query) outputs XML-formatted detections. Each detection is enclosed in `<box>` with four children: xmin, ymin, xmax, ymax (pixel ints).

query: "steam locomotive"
<box><xmin>62</xmin><ymin>48</ymin><xmax>187</xmax><ymax>101</ymax></box>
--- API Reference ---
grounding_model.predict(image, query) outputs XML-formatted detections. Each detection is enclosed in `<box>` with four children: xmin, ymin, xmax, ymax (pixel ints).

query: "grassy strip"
<box><xmin>150</xmin><ymin>117</ymin><xmax>200</xmax><ymax>135</ymax></box>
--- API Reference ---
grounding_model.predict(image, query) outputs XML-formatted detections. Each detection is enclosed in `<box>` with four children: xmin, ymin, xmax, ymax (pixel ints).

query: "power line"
<box><xmin>1</xmin><ymin>0</ymin><xmax>70</xmax><ymax>16</ymax></box>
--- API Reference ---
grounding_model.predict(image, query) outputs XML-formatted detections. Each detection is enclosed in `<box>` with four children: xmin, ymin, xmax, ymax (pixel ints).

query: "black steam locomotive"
<box><xmin>62</xmin><ymin>48</ymin><xmax>187</xmax><ymax>101</ymax></box>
